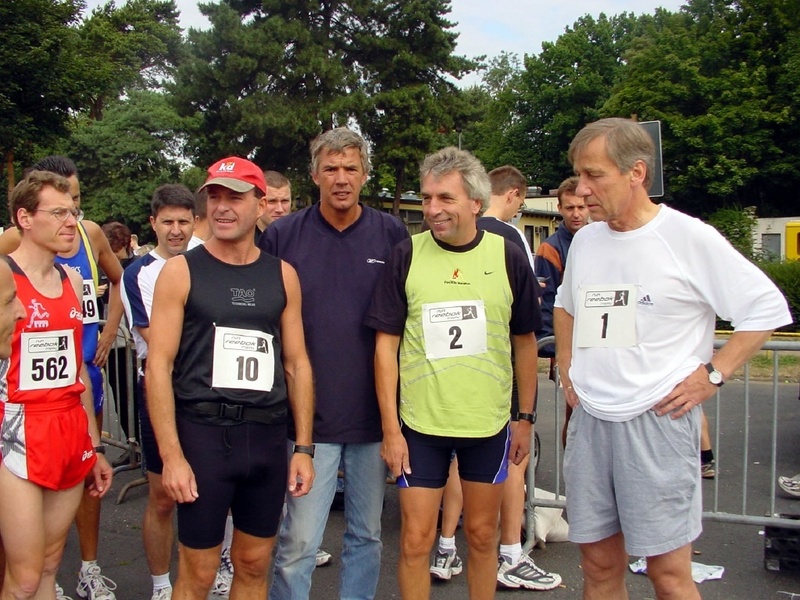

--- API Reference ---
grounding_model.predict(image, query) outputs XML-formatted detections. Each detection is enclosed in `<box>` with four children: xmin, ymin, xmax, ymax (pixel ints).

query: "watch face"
<box><xmin>709</xmin><ymin>370</ymin><xmax>723</xmax><ymax>385</ymax></box>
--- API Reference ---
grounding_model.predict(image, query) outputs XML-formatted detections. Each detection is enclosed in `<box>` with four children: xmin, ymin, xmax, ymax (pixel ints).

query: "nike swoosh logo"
<box><xmin>484</xmin><ymin>271</ymin><xmax>494</xmax><ymax>275</ymax></box>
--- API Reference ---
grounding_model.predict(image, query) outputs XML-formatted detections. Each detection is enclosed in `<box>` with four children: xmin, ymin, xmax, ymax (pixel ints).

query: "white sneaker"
<box><xmin>315</xmin><ymin>548</ymin><xmax>332</xmax><ymax>567</ymax></box>
<box><xmin>56</xmin><ymin>583</ymin><xmax>74</xmax><ymax>600</ymax></box>
<box><xmin>429</xmin><ymin>550</ymin><xmax>463</xmax><ymax>580</ymax></box>
<box><xmin>778</xmin><ymin>473</ymin><xmax>800</xmax><ymax>497</ymax></box>
<box><xmin>211</xmin><ymin>547</ymin><xmax>234</xmax><ymax>598</ymax></box>
<box><xmin>150</xmin><ymin>587</ymin><xmax>172</xmax><ymax>600</ymax></box>
<box><xmin>76</xmin><ymin>565</ymin><xmax>117</xmax><ymax>600</ymax></box>
<box><xmin>497</xmin><ymin>553</ymin><xmax>561</xmax><ymax>591</ymax></box>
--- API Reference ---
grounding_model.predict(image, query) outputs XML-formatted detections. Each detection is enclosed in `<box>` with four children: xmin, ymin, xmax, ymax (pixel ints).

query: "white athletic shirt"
<box><xmin>555</xmin><ymin>205</ymin><xmax>792</xmax><ymax>421</ymax></box>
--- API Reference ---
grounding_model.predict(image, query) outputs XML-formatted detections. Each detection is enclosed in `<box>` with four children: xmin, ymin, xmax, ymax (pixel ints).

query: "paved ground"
<box><xmin>54</xmin><ymin>376</ymin><xmax>800</xmax><ymax>599</ymax></box>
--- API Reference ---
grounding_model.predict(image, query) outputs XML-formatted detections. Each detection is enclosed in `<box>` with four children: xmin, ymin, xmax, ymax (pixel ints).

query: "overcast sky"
<box><xmin>84</xmin><ymin>0</ymin><xmax>687</xmax><ymax>82</ymax></box>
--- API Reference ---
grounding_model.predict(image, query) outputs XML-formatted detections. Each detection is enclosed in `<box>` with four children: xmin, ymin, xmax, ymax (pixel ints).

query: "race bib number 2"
<box><xmin>212</xmin><ymin>325</ymin><xmax>275</xmax><ymax>391</ymax></box>
<box><xmin>422</xmin><ymin>300</ymin><xmax>487</xmax><ymax>360</ymax></box>
<box><xmin>575</xmin><ymin>284</ymin><xmax>637</xmax><ymax>348</ymax></box>
<box><xmin>19</xmin><ymin>329</ymin><xmax>78</xmax><ymax>391</ymax></box>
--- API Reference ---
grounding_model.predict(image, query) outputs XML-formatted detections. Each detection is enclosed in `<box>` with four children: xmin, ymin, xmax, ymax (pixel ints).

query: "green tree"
<box><xmin>356</xmin><ymin>0</ymin><xmax>476</xmax><ymax>213</ymax></box>
<box><xmin>62</xmin><ymin>90</ymin><xmax>192</xmax><ymax>235</ymax></box>
<box><xmin>0</xmin><ymin>0</ymin><xmax>84</xmax><ymax>197</ymax></box>
<box><xmin>75</xmin><ymin>0</ymin><xmax>184</xmax><ymax>120</ymax></box>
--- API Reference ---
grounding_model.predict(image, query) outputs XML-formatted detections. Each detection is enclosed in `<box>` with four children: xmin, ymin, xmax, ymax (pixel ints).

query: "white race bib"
<box><xmin>19</xmin><ymin>329</ymin><xmax>78</xmax><ymax>390</ymax></box>
<box><xmin>575</xmin><ymin>284</ymin><xmax>637</xmax><ymax>348</ymax></box>
<box><xmin>211</xmin><ymin>325</ymin><xmax>275</xmax><ymax>392</ymax></box>
<box><xmin>82</xmin><ymin>279</ymin><xmax>100</xmax><ymax>324</ymax></box>
<box><xmin>422</xmin><ymin>300</ymin><xmax>487</xmax><ymax>360</ymax></box>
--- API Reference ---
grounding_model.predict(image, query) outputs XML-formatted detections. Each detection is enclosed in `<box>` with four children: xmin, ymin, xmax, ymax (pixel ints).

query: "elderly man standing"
<box><xmin>263</xmin><ymin>128</ymin><xmax>408</xmax><ymax>600</ymax></box>
<box><xmin>366</xmin><ymin>147</ymin><xmax>540</xmax><ymax>600</ymax></box>
<box><xmin>555</xmin><ymin>117</ymin><xmax>791</xmax><ymax>599</ymax></box>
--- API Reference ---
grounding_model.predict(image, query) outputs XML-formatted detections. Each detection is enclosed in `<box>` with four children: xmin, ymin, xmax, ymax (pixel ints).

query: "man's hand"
<box><xmin>655</xmin><ymin>365</ymin><xmax>717</xmax><ymax>419</ymax></box>
<box><xmin>381</xmin><ymin>430</ymin><xmax>411</xmax><ymax>478</ymax></box>
<box><xmin>509</xmin><ymin>421</ymin><xmax>532</xmax><ymax>465</ymax></box>
<box><xmin>87</xmin><ymin>453</ymin><xmax>113</xmax><ymax>498</ymax></box>
<box><xmin>93</xmin><ymin>329</ymin><xmax>115</xmax><ymax>368</ymax></box>
<box><xmin>288</xmin><ymin>454</ymin><xmax>315</xmax><ymax>497</ymax></box>
<box><xmin>162</xmin><ymin>455</ymin><xmax>199</xmax><ymax>503</ymax></box>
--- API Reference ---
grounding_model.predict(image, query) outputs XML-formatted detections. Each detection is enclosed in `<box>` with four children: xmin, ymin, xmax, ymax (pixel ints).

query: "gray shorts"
<box><xmin>563</xmin><ymin>403</ymin><xmax>702</xmax><ymax>556</ymax></box>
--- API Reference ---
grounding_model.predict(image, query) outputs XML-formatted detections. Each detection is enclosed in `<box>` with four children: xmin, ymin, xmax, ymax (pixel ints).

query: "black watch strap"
<box><xmin>516</xmin><ymin>411</ymin><xmax>537</xmax><ymax>424</ymax></box>
<box><xmin>293</xmin><ymin>444</ymin><xmax>315</xmax><ymax>457</ymax></box>
<box><xmin>94</xmin><ymin>445</ymin><xmax>106</xmax><ymax>455</ymax></box>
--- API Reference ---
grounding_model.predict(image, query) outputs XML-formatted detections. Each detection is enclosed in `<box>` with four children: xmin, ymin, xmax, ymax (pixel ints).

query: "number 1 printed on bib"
<box><xmin>575</xmin><ymin>284</ymin><xmax>637</xmax><ymax>348</ymax></box>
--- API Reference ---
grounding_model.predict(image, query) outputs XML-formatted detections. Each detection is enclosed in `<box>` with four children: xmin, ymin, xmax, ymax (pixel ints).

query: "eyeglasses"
<box><xmin>37</xmin><ymin>208</ymin><xmax>82</xmax><ymax>222</ymax></box>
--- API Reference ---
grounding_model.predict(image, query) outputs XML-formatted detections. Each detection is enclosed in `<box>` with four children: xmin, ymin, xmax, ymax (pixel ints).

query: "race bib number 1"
<box><xmin>422</xmin><ymin>300</ymin><xmax>487</xmax><ymax>360</ymax></box>
<box><xmin>575</xmin><ymin>284</ymin><xmax>637</xmax><ymax>348</ymax></box>
<box><xmin>82</xmin><ymin>279</ymin><xmax>100</xmax><ymax>324</ymax></box>
<box><xmin>212</xmin><ymin>325</ymin><xmax>275</xmax><ymax>392</ymax></box>
<box><xmin>19</xmin><ymin>329</ymin><xmax>78</xmax><ymax>391</ymax></box>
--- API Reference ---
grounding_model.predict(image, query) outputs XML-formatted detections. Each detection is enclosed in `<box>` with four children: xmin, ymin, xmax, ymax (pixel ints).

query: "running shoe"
<box><xmin>429</xmin><ymin>550</ymin><xmax>463</xmax><ymax>580</ymax></box>
<box><xmin>212</xmin><ymin>546</ymin><xmax>234</xmax><ymax>598</ymax></box>
<box><xmin>497</xmin><ymin>553</ymin><xmax>561</xmax><ymax>591</ymax></box>
<box><xmin>316</xmin><ymin>548</ymin><xmax>333</xmax><ymax>567</ymax></box>
<box><xmin>56</xmin><ymin>583</ymin><xmax>74</xmax><ymax>600</ymax></box>
<box><xmin>150</xmin><ymin>588</ymin><xmax>172</xmax><ymax>600</ymax></box>
<box><xmin>76</xmin><ymin>565</ymin><xmax>117</xmax><ymax>600</ymax></box>
<box><xmin>701</xmin><ymin>460</ymin><xmax>716</xmax><ymax>479</ymax></box>
<box><xmin>778</xmin><ymin>474</ymin><xmax>800</xmax><ymax>498</ymax></box>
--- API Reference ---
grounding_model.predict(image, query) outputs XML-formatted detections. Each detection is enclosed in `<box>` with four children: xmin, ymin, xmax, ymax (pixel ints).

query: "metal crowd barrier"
<box><xmin>525</xmin><ymin>336</ymin><xmax>800</xmax><ymax>554</ymax></box>
<box><xmin>100</xmin><ymin>320</ymin><xmax>147</xmax><ymax>503</ymax></box>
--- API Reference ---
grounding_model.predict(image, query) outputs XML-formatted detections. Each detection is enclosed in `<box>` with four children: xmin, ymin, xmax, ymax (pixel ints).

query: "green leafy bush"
<box><xmin>757</xmin><ymin>260</ymin><xmax>800</xmax><ymax>333</ymax></box>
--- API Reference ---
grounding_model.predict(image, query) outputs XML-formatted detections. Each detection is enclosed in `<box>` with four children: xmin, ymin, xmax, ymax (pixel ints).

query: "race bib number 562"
<box><xmin>19</xmin><ymin>329</ymin><xmax>78</xmax><ymax>391</ymax></box>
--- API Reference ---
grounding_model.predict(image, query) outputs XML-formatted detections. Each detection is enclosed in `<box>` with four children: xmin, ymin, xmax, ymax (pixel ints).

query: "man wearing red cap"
<box><xmin>146</xmin><ymin>157</ymin><xmax>316</xmax><ymax>600</ymax></box>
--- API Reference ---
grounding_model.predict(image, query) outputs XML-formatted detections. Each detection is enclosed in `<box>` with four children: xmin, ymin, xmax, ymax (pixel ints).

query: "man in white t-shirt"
<box><xmin>121</xmin><ymin>184</ymin><xmax>197</xmax><ymax>600</ymax></box>
<box><xmin>554</xmin><ymin>117</ymin><xmax>792</xmax><ymax>599</ymax></box>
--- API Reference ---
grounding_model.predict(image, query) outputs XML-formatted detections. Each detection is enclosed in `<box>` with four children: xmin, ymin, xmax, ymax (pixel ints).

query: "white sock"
<box><xmin>438</xmin><ymin>535</ymin><xmax>456</xmax><ymax>555</ymax></box>
<box><xmin>152</xmin><ymin>573</ymin><xmax>171</xmax><ymax>591</ymax></box>
<box><xmin>500</xmin><ymin>543</ymin><xmax>522</xmax><ymax>565</ymax></box>
<box><xmin>80</xmin><ymin>560</ymin><xmax>97</xmax><ymax>574</ymax></box>
<box><xmin>222</xmin><ymin>515</ymin><xmax>234</xmax><ymax>551</ymax></box>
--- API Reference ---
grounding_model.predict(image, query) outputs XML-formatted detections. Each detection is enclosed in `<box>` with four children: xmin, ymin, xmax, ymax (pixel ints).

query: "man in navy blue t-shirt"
<box><xmin>262</xmin><ymin>128</ymin><xmax>409</xmax><ymax>600</ymax></box>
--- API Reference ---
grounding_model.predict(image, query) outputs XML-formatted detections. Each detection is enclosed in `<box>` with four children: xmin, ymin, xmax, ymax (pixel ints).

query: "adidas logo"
<box><xmin>638</xmin><ymin>294</ymin><xmax>653</xmax><ymax>306</ymax></box>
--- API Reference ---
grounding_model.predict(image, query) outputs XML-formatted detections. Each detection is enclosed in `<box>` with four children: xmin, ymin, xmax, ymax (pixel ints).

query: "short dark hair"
<box><xmin>101</xmin><ymin>221</ymin><xmax>132</xmax><ymax>254</ymax></box>
<box><xmin>9</xmin><ymin>170</ymin><xmax>71</xmax><ymax>230</ymax></box>
<box><xmin>151</xmin><ymin>184</ymin><xmax>195</xmax><ymax>217</ymax></box>
<box><xmin>556</xmin><ymin>176</ymin><xmax>580</xmax><ymax>205</ymax></box>
<box><xmin>194</xmin><ymin>187</ymin><xmax>207</xmax><ymax>220</ymax></box>
<box><xmin>488</xmin><ymin>165</ymin><xmax>527</xmax><ymax>196</ymax></box>
<box><xmin>26</xmin><ymin>155</ymin><xmax>78</xmax><ymax>179</ymax></box>
<box><xmin>264</xmin><ymin>170</ymin><xmax>291</xmax><ymax>191</ymax></box>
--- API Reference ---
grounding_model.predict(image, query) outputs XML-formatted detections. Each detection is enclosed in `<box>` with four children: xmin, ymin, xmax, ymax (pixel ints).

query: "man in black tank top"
<box><xmin>145</xmin><ymin>157</ymin><xmax>315</xmax><ymax>600</ymax></box>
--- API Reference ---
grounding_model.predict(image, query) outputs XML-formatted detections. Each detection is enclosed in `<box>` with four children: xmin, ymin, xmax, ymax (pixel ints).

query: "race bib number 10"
<box><xmin>422</xmin><ymin>300</ymin><xmax>487</xmax><ymax>360</ymax></box>
<box><xmin>19</xmin><ymin>329</ymin><xmax>78</xmax><ymax>391</ymax></box>
<box><xmin>575</xmin><ymin>284</ymin><xmax>637</xmax><ymax>348</ymax></box>
<box><xmin>212</xmin><ymin>325</ymin><xmax>275</xmax><ymax>392</ymax></box>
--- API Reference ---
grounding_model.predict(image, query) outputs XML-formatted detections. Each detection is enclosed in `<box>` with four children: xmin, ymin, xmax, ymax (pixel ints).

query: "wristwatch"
<box><xmin>94</xmin><ymin>445</ymin><xmax>106</xmax><ymax>455</ymax></box>
<box><xmin>516</xmin><ymin>411</ymin><xmax>537</xmax><ymax>424</ymax></box>
<box><xmin>293</xmin><ymin>444</ymin><xmax>316</xmax><ymax>458</ymax></box>
<box><xmin>704</xmin><ymin>363</ymin><xmax>724</xmax><ymax>387</ymax></box>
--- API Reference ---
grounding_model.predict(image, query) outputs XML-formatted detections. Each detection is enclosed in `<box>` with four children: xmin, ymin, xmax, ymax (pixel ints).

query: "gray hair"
<box><xmin>568</xmin><ymin>118</ymin><xmax>655</xmax><ymax>190</ymax></box>
<box><xmin>419</xmin><ymin>147</ymin><xmax>491</xmax><ymax>213</ymax></box>
<box><xmin>310</xmin><ymin>128</ymin><xmax>371</xmax><ymax>176</ymax></box>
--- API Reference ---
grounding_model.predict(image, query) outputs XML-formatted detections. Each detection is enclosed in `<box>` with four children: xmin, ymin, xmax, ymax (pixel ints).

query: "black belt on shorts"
<box><xmin>186</xmin><ymin>402</ymin><xmax>284</xmax><ymax>426</ymax></box>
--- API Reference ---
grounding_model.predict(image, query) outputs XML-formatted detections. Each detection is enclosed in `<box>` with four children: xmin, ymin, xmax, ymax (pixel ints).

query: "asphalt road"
<box><xmin>55</xmin><ymin>376</ymin><xmax>800</xmax><ymax>599</ymax></box>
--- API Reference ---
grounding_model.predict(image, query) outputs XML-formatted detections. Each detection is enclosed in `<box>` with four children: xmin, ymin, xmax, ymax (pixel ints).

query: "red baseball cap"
<box><xmin>200</xmin><ymin>157</ymin><xmax>267</xmax><ymax>195</ymax></box>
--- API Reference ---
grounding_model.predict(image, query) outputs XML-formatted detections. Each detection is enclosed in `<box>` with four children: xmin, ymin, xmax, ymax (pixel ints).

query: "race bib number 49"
<box><xmin>19</xmin><ymin>329</ymin><xmax>78</xmax><ymax>391</ymax></box>
<box><xmin>212</xmin><ymin>325</ymin><xmax>275</xmax><ymax>392</ymax></box>
<box><xmin>422</xmin><ymin>300</ymin><xmax>487</xmax><ymax>360</ymax></box>
<box><xmin>575</xmin><ymin>284</ymin><xmax>637</xmax><ymax>348</ymax></box>
<box><xmin>82</xmin><ymin>279</ymin><xmax>99</xmax><ymax>324</ymax></box>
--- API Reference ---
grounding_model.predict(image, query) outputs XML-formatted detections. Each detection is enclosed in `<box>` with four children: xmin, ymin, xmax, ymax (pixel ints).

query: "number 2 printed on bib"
<box><xmin>422</xmin><ymin>300</ymin><xmax>487</xmax><ymax>360</ymax></box>
<box><xmin>212</xmin><ymin>325</ymin><xmax>275</xmax><ymax>391</ymax></box>
<box><xmin>575</xmin><ymin>284</ymin><xmax>637</xmax><ymax>348</ymax></box>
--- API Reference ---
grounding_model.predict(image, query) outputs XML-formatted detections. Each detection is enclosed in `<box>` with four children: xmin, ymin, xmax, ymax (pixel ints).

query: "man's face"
<box><xmin>422</xmin><ymin>171</ymin><xmax>481</xmax><ymax>247</ymax></box>
<box><xmin>0</xmin><ymin>262</ymin><xmax>25</xmax><ymax>360</ymax></box>
<box><xmin>150</xmin><ymin>206</ymin><xmax>197</xmax><ymax>257</ymax></box>
<box><xmin>312</xmin><ymin>147</ymin><xmax>367</xmax><ymax>214</ymax></box>
<box><xmin>67</xmin><ymin>175</ymin><xmax>81</xmax><ymax>211</ymax></box>
<box><xmin>260</xmin><ymin>185</ymin><xmax>292</xmax><ymax>228</ymax></box>
<box><xmin>22</xmin><ymin>186</ymin><xmax>79</xmax><ymax>254</ymax></box>
<box><xmin>558</xmin><ymin>192</ymin><xmax>590</xmax><ymax>234</ymax></box>
<box><xmin>573</xmin><ymin>136</ymin><xmax>637</xmax><ymax>225</ymax></box>
<box><xmin>206</xmin><ymin>185</ymin><xmax>265</xmax><ymax>242</ymax></box>
<box><xmin>500</xmin><ymin>187</ymin><xmax>525</xmax><ymax>222</ymax></box>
